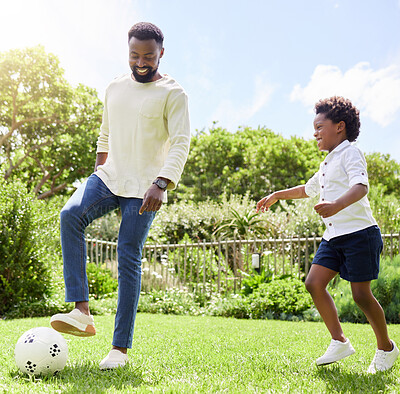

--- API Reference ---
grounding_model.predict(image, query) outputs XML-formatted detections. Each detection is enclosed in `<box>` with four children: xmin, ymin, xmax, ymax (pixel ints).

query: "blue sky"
<box><xmin>1</xmin><ymin>0</ymin><xmax>400</xmax><ymax>160</ymax></box>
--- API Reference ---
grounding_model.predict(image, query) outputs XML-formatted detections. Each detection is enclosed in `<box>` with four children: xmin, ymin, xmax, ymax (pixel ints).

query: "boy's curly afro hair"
<box><xmin>315</xmin><ymin>96</ymin><xmax>361</xmax><ymax>142</ymax></box>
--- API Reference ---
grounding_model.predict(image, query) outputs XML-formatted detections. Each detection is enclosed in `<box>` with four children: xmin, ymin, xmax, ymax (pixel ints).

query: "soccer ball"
<box><xmin>15</xmin><ymin>327</ymin><xmax>68</xmax><ymax>376</ymax></box>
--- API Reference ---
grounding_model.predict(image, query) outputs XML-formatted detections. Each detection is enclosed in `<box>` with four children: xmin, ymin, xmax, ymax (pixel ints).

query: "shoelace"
<box><xmin>373</xmin><ymin>350</ymin><xmax>387</xmax><ymax>369</ymax></box>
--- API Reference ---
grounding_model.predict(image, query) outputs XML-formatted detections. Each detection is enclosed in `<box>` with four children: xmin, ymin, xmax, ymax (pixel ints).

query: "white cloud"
<box><xmin>290</xmin><ymin>62</ymin><xmax>400</xmax><ymax>127</ymax></box>
<box><xmin>211</xmin><ymin>74</ymin><xmax>275</xmax><ymax>130</ymax></box>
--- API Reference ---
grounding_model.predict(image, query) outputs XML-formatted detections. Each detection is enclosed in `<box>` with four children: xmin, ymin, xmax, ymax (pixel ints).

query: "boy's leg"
<box><xmin>305</xmin><ymin>264</ymin><xmax>356</xmax><ymax>365</ymax></box>
<box><xmin>305</xmin><ymin>264</ymin><xmax>345</xmax><ymax>341</ymax></box>
<box><xmin>350</xmin><ymin>282</ymin><xmax>391</xmax><ymax>350</ymax></box>
<box><xmin>353</xmin><ymin>281</ymin><xmax>400</xmax><ymax>373</ymax></box>
<box><xmin>51</xmin><ymin>175</ymin><xmax>119</xmax><ymax>335</ymax></box>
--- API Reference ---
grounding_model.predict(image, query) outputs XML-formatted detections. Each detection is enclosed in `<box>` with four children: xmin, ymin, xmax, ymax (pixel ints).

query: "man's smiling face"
<box><xmin>129</xmin><ymin>37</ymin><xmax>164</xmax><ymax>83</ymax></box>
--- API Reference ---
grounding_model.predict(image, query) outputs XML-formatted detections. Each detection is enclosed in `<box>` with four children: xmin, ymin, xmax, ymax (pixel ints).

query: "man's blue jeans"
<box><xmin>60</xmin><ymin>174</ymin><xmax>156</xmax><ymax>348</ymax></box>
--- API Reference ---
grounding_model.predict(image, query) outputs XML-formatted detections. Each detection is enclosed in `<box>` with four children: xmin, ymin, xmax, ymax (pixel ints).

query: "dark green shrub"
<box><xmin>240</xmin><ymin>269</ymin><xmax>274</xmax><ymax>296</ymax></box>
<box><xmin>250</xmin><ymin>277</ymin><xmax>313</xmax><ymax>316</ymax></box>
<box><xmin>0</xmin><ymin>179</ymin><xmax>60</xmax><ymax>317</ymax></box>
<box><xmin>138</xmin><ymin>288</ymin><xmax>199</xmax><ymax>315</ymax></box>
<box><xmin>334</xmin><ymin>256</ymin><xmax>400</xmax><ymax>323</ymax></box>
<box><xmin>208</xmin><ymin>295</ymin><xmax>252</xmax><ymax>319</ymax></box>
<box><xmin>86</xmin><ymin>263</ymin><xmax>118</xmax><ymax>298</ymax></box>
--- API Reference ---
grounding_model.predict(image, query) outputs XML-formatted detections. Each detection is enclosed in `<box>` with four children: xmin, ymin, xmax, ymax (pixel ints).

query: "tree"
<box><xmin>172</xmin><ymin>125</ymin><xmax>399</xmax><ymax>204</ymax></box>
<box><xmin>365</xmin><ymin>152</ymin><xmax>400</xmax><ymax>198</ymax></box>
<box><xmin>0</xmin><ymin>46</ymin><xmax>102</xmax><ymax>198</ymax></box>
<box><xmin>173</xmin><ymin>125</ymin><xmax>325</xmax><ymax>203</ymax></box>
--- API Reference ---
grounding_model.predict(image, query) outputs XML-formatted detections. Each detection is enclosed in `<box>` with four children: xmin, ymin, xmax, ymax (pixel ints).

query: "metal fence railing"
<box><xmin>86</xmin><ymin>232</ymin><xmax>400</xmax><ymax>294</ymax></box>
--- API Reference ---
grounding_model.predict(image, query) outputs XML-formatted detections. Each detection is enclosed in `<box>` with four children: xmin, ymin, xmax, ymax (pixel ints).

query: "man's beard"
<box><xmin>131</xmin><ymin>66</ymin><xmax>158</xmax><ymax>83</ymax></box>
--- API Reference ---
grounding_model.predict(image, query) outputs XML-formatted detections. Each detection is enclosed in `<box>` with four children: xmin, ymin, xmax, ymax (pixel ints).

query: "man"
<box><xmin>50</xmin><ymin>22</ymin><xmax>191</xmax><ymax>369</ymax></box>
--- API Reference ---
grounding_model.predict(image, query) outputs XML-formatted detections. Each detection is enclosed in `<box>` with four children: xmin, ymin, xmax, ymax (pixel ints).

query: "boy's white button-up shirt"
<box><xmin>305</xmin><ymin>140</ymin><xmax>377</xmax><ymax>241</ymax></box>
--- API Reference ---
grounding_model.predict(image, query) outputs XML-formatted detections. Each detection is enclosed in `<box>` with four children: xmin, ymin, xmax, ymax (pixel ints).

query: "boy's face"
<box><xmin>313</xmin><ymin>113</ymin><xmax>346</xmax><ymax>153</ymax></box>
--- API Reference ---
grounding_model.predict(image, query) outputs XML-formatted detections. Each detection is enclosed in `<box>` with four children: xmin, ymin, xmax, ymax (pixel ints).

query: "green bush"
<box><xmin>87</xmin><ymin>262</ymin><xmax>118</xmax><ymax>298</ymax></box>
<box><xmin>208</xmin><ymin>276</ymin><xmax>313</xmax><ymax>319</ymax></box>
<box><xmin>0</xmin><ymin>179</ymin><xmax>61</xmax><ymax>317</ymax></box>
<box><xmin>249</xmin><ymin>277</ymin><xmax>313</xmax><ymax>316</ymax></box>
<box><xmin>240</xmin><ymin>269</ymin><xmax>274</xmax><ymax>296</ymax></box>
<box><xmin>136</xmin><ymin>277</ymin><xmax>315</xmax><ymax>321</ymax></box>
<box><xmin>334</xmin><ymin>256</ymin><xmax>400</xmax><ymax>323</ymax></box>
<box><xmin>138</xmin><ymin>288</ymin><xmax>200</xmax><ymax>315</ymax></box>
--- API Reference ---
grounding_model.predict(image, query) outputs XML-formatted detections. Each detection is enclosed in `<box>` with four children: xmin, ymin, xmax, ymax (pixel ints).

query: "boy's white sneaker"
<box><xmin>316</xmin><ymin>339</ymin><xmax>355</xmax><ymax>366</ymax></box>
<box><xmin>367</xmin><ymin>341</ymin><xmax>399</xmax><ymax>373</ymax></box>
<box><xmin>100</xmin><ymin>349</ymin><xmax>129</xmax><ymax>370</ymax></box>
<box><xmin>50</xmin><ymin>308</ymin><xmax>96</xmax><ymax>337</ymax></box>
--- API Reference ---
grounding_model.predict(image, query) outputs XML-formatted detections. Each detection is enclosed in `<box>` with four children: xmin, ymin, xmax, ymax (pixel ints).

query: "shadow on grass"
<box><xmin>10</xmin><ymin>361</ymin><xmax>155</xmax><ymax>393</ymax></box>
<box><xmin>314</xmin><ymin>364</ymin><xmax>396</xmax><ymax>393</ymax></box>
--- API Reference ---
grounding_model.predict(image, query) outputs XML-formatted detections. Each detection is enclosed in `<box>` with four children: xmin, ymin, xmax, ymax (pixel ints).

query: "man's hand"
<box><xmin>139</xmin><ymin>184</ymin><xmax>164</xmax><ymax>215</ymax></box>
<box><xmin>314</xmin><ymin>201</ymin><xmax>342</xmax><ymax>218</ymax></box>
<box><xmin>256</xmin><ymin>193</ymin><xmax>278</xmax><ymax>213</ymax></box>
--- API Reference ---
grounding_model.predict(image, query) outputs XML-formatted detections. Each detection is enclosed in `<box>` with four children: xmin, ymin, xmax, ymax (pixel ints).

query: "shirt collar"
<box><xmin>326</xmin><ymin>140</ymin><xmax>350</xmax><ymax>160</ymax></box>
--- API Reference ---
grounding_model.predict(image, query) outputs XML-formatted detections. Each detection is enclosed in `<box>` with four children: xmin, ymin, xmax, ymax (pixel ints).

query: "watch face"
<box><xmin>154</xmin><ymin>179</ymin><xmax>167</xmax><ymax>189</ymax></box>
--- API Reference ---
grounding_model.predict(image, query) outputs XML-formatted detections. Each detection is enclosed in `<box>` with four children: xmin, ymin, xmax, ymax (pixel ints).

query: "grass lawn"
<box><xmin>1</xmin><ymin>313</ymin><xmax>399</xmax><ymax>393</ymax></box>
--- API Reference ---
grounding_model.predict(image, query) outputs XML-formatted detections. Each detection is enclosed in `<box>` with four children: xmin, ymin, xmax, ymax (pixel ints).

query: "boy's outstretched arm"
<box><xmin>256</xmin><ymin>185</ymin><xmax>308</xmax><ymax>213</ymax></box>
<box><xmin>314</xmin><ymin>183</ymin><xmax>368</xmax><ymax>218</ymax></box>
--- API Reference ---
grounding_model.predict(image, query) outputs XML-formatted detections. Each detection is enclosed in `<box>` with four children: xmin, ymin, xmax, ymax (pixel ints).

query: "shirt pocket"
<box><xmin>139</xmin><ymin>98</ymin><xmax>164</xmax><ymax>119</ymax></box>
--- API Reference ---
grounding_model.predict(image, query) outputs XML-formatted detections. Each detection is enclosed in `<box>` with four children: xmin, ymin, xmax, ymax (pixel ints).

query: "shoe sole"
<box><xmin>99</xmin><ymin>362</ymin><xmax>128</xmax><ymax>370</ymax></box>
<box><xmin>51</xmin><ymin>320</ymin><xmax>96</xmax><ymax>337</ymax></box>
<box><xmin>316</xmin><ymin>348</ymin><xmax>355</xmax><ymax>366</ymax></box>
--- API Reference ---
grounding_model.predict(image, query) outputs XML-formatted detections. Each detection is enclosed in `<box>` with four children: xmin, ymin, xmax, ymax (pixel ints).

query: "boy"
<box><xmin>256</xmin><ymin>96</ymin><xmax>398</xmax><ymax>373</ymax></box>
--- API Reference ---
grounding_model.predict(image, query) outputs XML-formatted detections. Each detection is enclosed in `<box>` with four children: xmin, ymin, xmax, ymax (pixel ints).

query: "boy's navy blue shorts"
<box><xmin>312</xmin><ymin>225</ymin><xmax>383</xmax><ymax>282</ymax></box>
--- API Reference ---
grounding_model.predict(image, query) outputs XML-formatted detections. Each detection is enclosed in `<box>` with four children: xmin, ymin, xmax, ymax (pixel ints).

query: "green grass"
<box><xmin>1</xmin><ymin>314</ymin><xmax>399</xmax><ymax>393</ymax></box>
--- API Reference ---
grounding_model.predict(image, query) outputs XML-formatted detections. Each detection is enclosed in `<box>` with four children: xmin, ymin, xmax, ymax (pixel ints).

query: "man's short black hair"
<box><xmin>315</xmin><ymin>96</ymin><xmax>361</xmax><ymax>142</ymax></box>
<box><xmin>128</xmin><ymin>22</ymin><xmax>164</xmax><ymax>46</ymax></box>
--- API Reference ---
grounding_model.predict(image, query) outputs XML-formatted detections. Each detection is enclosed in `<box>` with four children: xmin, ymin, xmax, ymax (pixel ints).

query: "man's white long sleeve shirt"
<box><xmin>95</xmin><ymin>73</ymin><xmax>191</xmax><ymax>202</ymax></box>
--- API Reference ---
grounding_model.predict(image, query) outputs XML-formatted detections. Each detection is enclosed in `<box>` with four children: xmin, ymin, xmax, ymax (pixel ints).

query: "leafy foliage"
<box><xmin>334</xmin><ymin>256</ymin><xmax>400</xmax><ymax>324</ymax></box>
<box><xmin>249</xmin><ymin>277</ymin><xmax>313</xmax><ymax>316</ymax></box>
<box><xmin>240</xmin><ymin>269</ymin><xmax>274</xmax><ymax>296</ymax></box>
<box><xmin>86</xmin><ymin>263</ymin><xmax>118</xmax><ymax>298</ymax></box>
<box><xmin>136</xmin><ymin>274</ymin><xmax>314</xmax><ymax>321</ymax></box>
<box><xmin>148</xmin><ymin>193</ymin><xmax>261</xmax><ymax>243</ymax></box>
<box><xmin>213</xmin><ymin>208</ymin><xmax>271</xmax><ymax>239</ymax></box>
<box><xmin>173</xmin><ymin>126</ymin><xmax>325</xmax><ymax>203</ymax></box>
<box><xmin>0</xmin><ymin>45</ymin><xmax>102</xmax><ymax>198</ymax></box>
<box><xmin>368</xmin><ymin>184</ymin><xmax>400</xmax><ymax>233</ymax></box>
<box><xmin>366</xmin><ymin>152</ymin><xmax>400</xmax><ymax>198</ymax></box>
<box><xmin>0</xmin><ymin>178</ymin><xmax>61</xmax><ymax>316</ymax></box>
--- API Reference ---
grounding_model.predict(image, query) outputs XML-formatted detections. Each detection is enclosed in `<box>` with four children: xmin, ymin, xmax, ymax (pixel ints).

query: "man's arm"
<box><xmin>256</xmin><ymin>185</ymin><xmax>308</xmax><ymax>213</ymax></box>
<box><xmin>94</xmin><ymin>152</ymin><xmax>108</xmax><ymax>172</ymax></box>
<box><xmin>139</xmin><ymin>88</ymin><xmax>190</xmax><ymax>215</ymax></box>
<box><xmin>314</xmin><ymin>183</ymin><xmax>367</xmax><ymax>218</ymax></box>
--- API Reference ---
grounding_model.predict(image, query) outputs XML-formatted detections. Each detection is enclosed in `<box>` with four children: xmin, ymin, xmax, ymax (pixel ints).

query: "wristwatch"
<box><xmin>152</xmin><ymin>178</ymin><xmax>168</xmax><ymax>191</ymax></box>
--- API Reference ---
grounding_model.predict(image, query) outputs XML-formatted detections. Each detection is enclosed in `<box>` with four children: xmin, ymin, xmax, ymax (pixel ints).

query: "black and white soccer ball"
<box><xmin>15</xmin><ymin>327</ymin><xmax>68</xmax><ymax>376</ymax></box>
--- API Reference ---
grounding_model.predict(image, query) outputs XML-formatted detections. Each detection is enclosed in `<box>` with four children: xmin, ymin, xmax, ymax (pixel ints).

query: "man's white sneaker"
<box><xmin>50</xmin><ymin>308</ymin><xmax>96</xmax><ymax>337</ymax></box>
<box><xmin>99</xmin><ymin>349</ymin><xmax>129</xmax><ymax>370</ymax></box>
<box><xmin>316</xmin><ymin>339</ymin><xmax>355</xmax><ymax>366</ymax></box>
<box><xmin>367</xmin><ymin>341</ymin><xmax>399</xmax><ymax>373</ymax></box>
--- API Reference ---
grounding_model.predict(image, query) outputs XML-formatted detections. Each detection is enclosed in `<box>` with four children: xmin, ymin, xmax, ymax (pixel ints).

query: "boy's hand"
<box><xmin>314</xmin><ymin>184</ymin><xmax>368</xmax><ymax>219</ymax></box>
<box><xmin>314</xmin><ymin>201</ymin><xmax>342</xmax><ymax>218</ymax></box>
<box><xmin>256</xmin><ymin>193</ymin><xmax>278</xmax><ymax>213</ymax></box>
